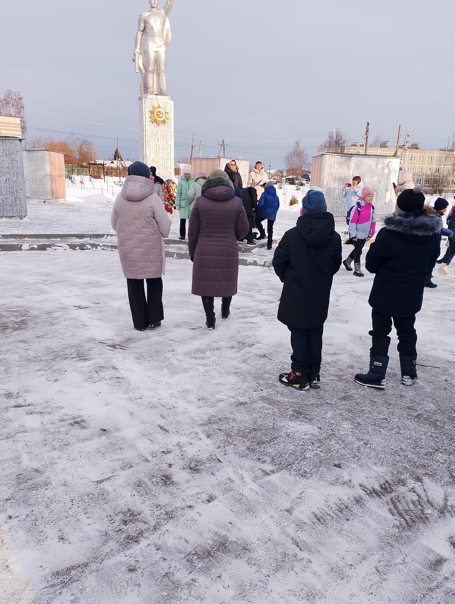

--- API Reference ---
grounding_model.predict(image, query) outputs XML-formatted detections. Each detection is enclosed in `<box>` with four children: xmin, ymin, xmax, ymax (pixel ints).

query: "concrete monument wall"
<box><xmin>23</xmin><ymin>150</ymin><xmax>66</xmax><ymax>200</ymax></box>
<box><xmin>311</xmin><ymin>153</ymin><xmax>402</xmax><ymax>217</ymax></box>
<box><xmin>139</xmin><ymin>96</ymin><xmax>174</xmax><ymax>181</ymax></box>
<box><xmin>0</xmin><ymin>136</ymin><xmax>27</xmax><ymax>218</ymax></box>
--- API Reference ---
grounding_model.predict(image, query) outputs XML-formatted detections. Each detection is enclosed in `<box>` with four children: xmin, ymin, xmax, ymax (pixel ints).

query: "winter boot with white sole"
<box><xmin>355</xmin><ymin>355</ymin><xmax>388</xmax><ymax>389</ymax></box>
<box><xmin>400</xmin><ymin>354</ymin><xmax>417</xmax><ymax>386</ymax></box>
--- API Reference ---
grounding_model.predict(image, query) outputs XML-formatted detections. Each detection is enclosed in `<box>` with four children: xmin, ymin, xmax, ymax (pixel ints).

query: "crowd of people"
<box><xmin>111</xmin><ymin>161</ymin><xmax>454</xmax><ymax>392</ymax></box>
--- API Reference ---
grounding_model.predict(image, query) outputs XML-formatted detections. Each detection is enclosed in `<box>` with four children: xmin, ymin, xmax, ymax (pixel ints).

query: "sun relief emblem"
<box><xmin>149</xmin><ymin>105</ymin><xmax>169</xmax><ymax>126</ymax></box>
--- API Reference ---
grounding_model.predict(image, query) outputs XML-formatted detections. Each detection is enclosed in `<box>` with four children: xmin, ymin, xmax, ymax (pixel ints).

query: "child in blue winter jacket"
<box><xmin>256</xmin><ymin>182</ymin><xmax>280</xmax><ymax>250</ymax></box>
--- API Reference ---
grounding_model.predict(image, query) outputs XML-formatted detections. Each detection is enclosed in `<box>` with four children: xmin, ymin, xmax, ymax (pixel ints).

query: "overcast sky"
<box><xmin>1</xmin><ymin>0</ymin><xmax>453</xmax><ymax>168</ymax></box>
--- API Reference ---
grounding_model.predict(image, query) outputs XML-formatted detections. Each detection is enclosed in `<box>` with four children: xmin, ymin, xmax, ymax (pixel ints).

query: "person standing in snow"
<box><xmin>188</xmin><ymin>169</ymin><xmax>249</xmax><ymax>329</ymax></box>
<box><xmin>393</xmin><ymin>170</ymin><xmax>415</xmax><ymax>196</ymax></box>
<box><xmin>111</xmin><ymin>161</ymin><xmax>172</xmax><ymax>331</ymax></box>
<box><xmin>341</xmin><ymin>175</ymin><xmax>361</xmax><ymax>245</ymax></box>
<box><xmin>273</xmin><ymin>190</ymin><xmax>341</xmax><ymax>390</ymax></box>
<box><xmin>247</xmin><ymin>160</ymin><xmax>268</xmax><ymax>199</ymax></box>
<box><xmin>341</xmin><ymin>175</ymin><xmax>361</xmax><ymax>213</ymax></box>
<box><xmin>149</xmin><ymin>165</ymin><xmax>165</xmax><ymax>203</ymax></box>
<box><xmin>224</xmin><ymin>159</ymin><xmax>243</xmax><ymax>195</ymax></box>
<box><xmin>175</xmin><ymin>164</ymin><xmax>194</xmax><ymax>240</ymax></box>
<box><xmin>256</xmin><ymin>182</ymin><xmax>280</xmax><ymax>250</ymax></box>
<box><xmin>342</xmin><ymin>186</ymin><xmax>376</xmax><ymax>277</ymax></box>
<box><xmin>186</xmin><ymin>171</ymin><xmax>207</xmax><ymax>214</ymax></box>
<box><xmin>354</xmin><ymin>187</ymin><xmax>440</xmax><ymax>389</ymax></box>
<box><xmin>240</xmin><ymin>187</ymin><xmax>258</xmax><ymax>245</ymax></box>
<box><xmin>424</xmin><ymin>197</ymin><xmax>453</xmax><ymax>287</ymax></box>
<box><xmin>436</xmin><ymin>201</ymin><xmax>455</xmax><ymax>277</ymax></box>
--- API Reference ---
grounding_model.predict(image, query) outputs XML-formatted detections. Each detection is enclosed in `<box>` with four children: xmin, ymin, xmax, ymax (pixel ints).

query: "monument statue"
<box><xmin>133</xmin><ymin>0</ymin><xmax>175</xmax><ymax>97</ymax></box>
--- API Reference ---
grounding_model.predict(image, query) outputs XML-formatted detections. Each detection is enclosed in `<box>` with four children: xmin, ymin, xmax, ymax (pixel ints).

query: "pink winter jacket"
<box><xmin>111</xmin><ymin>175</ymin><xmax>172</xmax><ymax>279</ymax></box>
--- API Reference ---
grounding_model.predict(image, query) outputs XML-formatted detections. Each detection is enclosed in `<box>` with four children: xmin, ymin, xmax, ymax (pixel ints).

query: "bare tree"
<box><xmin>0</xmin><ymin>89</ymin><xmax>26</xmax><ymax>136</ymax></box>
<box><xmin>284</xmin><ymin>140</ymin><xmax>309</xmax><ymax>178</ymax></box>
<box><xmin>425</xmin><ymin>173</ymin><xmax>450</xmax><ymax>195</ymax></box>
<box><xmin>321</xmin><ymin>128</ymin><xmax>348</xmax><ymax>152</ymax></box>
<box><xmin>72</xmin><ymin>137</ymin><xmax>97</xmax><ymax>165</ymax></box>
<box><xmin>28</xmin><ymin>136</ymin><xmax>97</xmax><ymax>167</ymax></box>
<box><xmin>27</xmin><ymin>137</ymin><xmax>47</xmax><ymax>150</ymax></box>
<box><xmin>371</xmin><ymin>135</ymin><xmax>383</xmax><ymax>147</ymax></box>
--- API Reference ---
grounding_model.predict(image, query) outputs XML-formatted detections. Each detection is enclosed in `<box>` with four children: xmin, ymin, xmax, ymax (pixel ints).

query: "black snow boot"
<box><xmin>221</xmin><ymin>296</ymin><xmax>232</xmax><ymax>319</ymax></box>
<box><xmin>424</xmin><ymin>275</ymin><xmax>437</xmax><ymax>288</ymax></box>
<box><xmin>355</xmin><ymin>355</ymin><xmax>388</xmax><ymax>389</ymax></box>
<box><xmin>308</xmin><ymin>364</ymin><xmax>321</xmax><ymax>389</ymax></box>
<box><xmin>201</xmin><ymin>297</ymin><xmax>216</xmax><ymax>329</ymax></box>
<box><xmin>400</xmin><ymin>355</ymin><xmax>417</xmax><ymax>386</ymax></box>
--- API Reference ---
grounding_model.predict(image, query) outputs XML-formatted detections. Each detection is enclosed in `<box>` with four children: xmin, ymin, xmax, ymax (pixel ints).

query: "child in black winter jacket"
<box><xmin>273</xmin><ymin>190</ymin><xmax>341</xmax><ymax>390</ymax></box>
<box><xmin>355</xmin><ymin>188</ymin><xmax>440</xmax><ymax>389</ymax></box>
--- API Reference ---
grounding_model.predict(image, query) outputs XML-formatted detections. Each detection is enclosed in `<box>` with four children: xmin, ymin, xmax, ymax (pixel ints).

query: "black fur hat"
<box><xmin>434</xmin><ymin>197</ymin><xmax>449</xmax><ymax>211</ymax></box>
<box><xmin>396</xmin><ymin>187</ymin><xmax>425</xmax><ymax>214</ymax></box>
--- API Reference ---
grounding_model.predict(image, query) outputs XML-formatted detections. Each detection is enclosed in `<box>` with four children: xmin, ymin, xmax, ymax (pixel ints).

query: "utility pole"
<box><xmin>189</xmin><ymin>133</ymin><xmax>195</xmax><ymax>162</ymax></box>
<box><xmin>198</xmin><ymin>139</ymin><xmax>202</xmax><ymax>157</ymax></box>
<box><xmin>116</xmin><ymin>137</ymin><xmax>120</xmax><ymax>183</ymax></box>
<box><xmin>364</xmin><ymin>121</ymin><xmax>370</xmax><ymax>155</ymax></box>
<box><xmin>217</xmin><ymin>139</ymin><xmax>226</xmax><ymax>157</ymax></box>
<box><xmin>393</xmin><ymin>124</ymin><xmax>402</xmax><ymax>156</ymax></box>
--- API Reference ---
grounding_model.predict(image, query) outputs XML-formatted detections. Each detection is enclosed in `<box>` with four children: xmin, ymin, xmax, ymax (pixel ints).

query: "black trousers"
<box><xmin>257</xmin><ymin>218</ymin><xmax>274</xmax><ymax>247</ymax></box>
<box><xmin>127</xmin><ymin>277</ymin><xmax>164</xmax><ymax>330</ymax></box>
<box><xmin>201</xmin><ymin>296</ymin><xmax>232</xmax><ymax>317</ymax></box>
<box><xmin>440</xmin><ymin>240</ymin><xmax>455</xmax><ymax>264</ymax></box>
<box><xmin>369</xmin><ymin>308</ymin><xmax>417</xmax><ymax>357</ymax></box>
<box><xmin>246</xmin><ymin>216</ymin><xmax>254</xmax><ymax>243</ymax></box>
<box><xmin>289</xmin><ymin>325</ymin><xmax>324</xmax><ymax>372</ymax></box>
<box><xmin>179</xmin><ymin>218</ymin><xmax>186</xmax><ymax>239</ymax></box>
<box><xmin>347</xmin><ymin>238</ymin><xmax>366</xmax><ymax>263</ymax></box>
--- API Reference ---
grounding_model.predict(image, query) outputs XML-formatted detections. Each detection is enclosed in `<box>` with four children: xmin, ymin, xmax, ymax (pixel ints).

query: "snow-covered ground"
<box><xmin>1</xmin><ymin>182</ymin><xmax>454</xmax><ymax>603</ymax></box>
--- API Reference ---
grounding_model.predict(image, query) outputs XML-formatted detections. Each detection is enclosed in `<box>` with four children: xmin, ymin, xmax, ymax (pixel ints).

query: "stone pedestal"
<box><xmin>0</xmin><ymin>137</ymin><xmax>27</xmax><ymax>218</ymax></box>
<box><xmin>139</xmin><ymin>96</ymin><xmax>174</xmax><ymax>181</ymax></box>
<box><xmin>23</xmin><ymin>150</ymin><xmax>66</xmax><ymax>200</ymax></box>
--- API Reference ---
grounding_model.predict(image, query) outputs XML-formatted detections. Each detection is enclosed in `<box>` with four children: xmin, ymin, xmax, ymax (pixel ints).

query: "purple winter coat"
<box><xmin>111</xmin><ymin>175</ymin><xmax>171</xmax><ymax>279</ymax></box>
<box><xmin>188</xmin><ymin>177</ymin><xmax>249</xmax><ymax>297</ymax></box>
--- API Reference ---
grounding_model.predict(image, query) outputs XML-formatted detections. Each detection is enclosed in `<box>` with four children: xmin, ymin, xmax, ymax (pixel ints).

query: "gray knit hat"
<box><xmin>209</xmin><ymin>168</ymin><xmax>229</xmax><ymax>179</ymax></box>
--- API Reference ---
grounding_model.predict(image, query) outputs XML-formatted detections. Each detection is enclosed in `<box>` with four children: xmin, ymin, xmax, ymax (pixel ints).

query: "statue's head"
<box><xmin>149</xmin><ymin>0</ymin><xmax>158</xmax><ymax>9</ymax></box>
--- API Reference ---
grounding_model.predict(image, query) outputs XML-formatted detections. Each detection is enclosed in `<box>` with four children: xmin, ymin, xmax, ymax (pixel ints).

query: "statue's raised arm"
<box><xmin>133</xmin><ymin>0</ymin><xmax>175</xmax><ymax>97</ymax></box>
<box><xmin>163</xmin><ymin>0</ymin><xmax>175</xmax><ymax>17</ymax></box>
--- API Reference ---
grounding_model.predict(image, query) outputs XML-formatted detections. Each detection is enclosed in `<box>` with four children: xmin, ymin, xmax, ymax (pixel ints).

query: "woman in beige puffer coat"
<box><xmin>111</xmin><ymin>161</ymin><xmax>172</xmax><ymax>331</ymax></box>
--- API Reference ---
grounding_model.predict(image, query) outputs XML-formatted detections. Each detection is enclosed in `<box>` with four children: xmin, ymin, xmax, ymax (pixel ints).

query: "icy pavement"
<box><xmin>1</xmin><ymin>187</ymin><xmax>455</xmax><ymax>603</ymax></box>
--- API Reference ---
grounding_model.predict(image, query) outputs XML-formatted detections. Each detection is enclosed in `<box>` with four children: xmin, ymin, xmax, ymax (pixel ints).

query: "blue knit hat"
<box><xmin>128</xmin><ymin>161</ymin><xmax>151</xmax><ymax>179</ymax></box>
<box><xmin>302</xmin><ymin>190</ymin><xmax>327</xmax><ymax>213</ymax></box>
